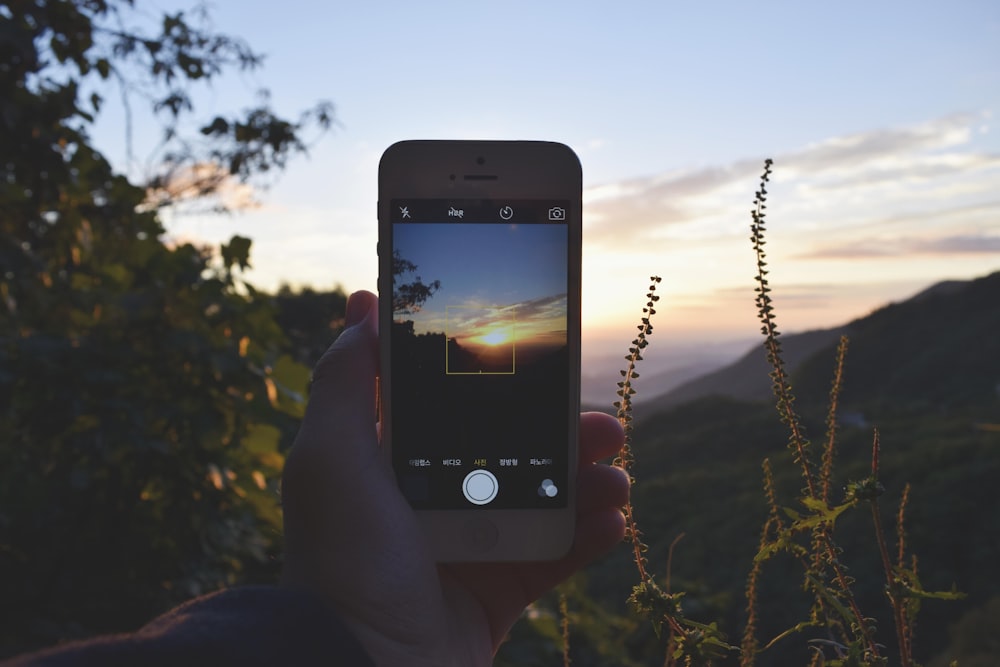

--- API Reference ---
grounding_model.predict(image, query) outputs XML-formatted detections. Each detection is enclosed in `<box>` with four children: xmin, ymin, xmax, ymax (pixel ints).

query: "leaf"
<box><xmin>264</xmin><ymin>377</ymin><xmax>279</xmax><ymax>406</ymax></box>
<box><xmin>761</xmin><ymin>620</ymin><xmax>821</xmax><ymax>651</ymax></box>
<box><xmin>805</xmin><ymin>573</ymin><xmax>856</xmax><ymax>626</ymax></box>
<box><xmin>243</xmin><ymin>423</ymin><xmax>281</xmax><ymax>455</ymax></box>
<box><xmin>221</xmin><ymin>235</ymin><xmax>253</xmax><ymax>270</ymax></box>
<box><xmin>895</xmin><ymin>566</ymin><xmax>966</xmax><ymax>601</ymax></box>
<box><xmin>786</xmin><ymin>497</ymin><xmax>856</xmax><ymax>531</ymax></box>
<box><xmin>753</xmin><ymin>529</ymin><xmax>808</xmax><ymax>562</ymax></box>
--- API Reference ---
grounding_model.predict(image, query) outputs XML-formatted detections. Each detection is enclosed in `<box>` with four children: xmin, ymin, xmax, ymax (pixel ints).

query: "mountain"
<box><xmin>583</xmin><ymin>354</ymin><xmax>726</xmax><ymax>412</ymax></box>
<box><xmin>643</xmin><ymin>271</ymin><xmax>1000</xmax><ymax>413</ymax></box>
<box><xmin>558</xmin><ymin>270</ymin><xmax>1000</xmax><ymax>666</ymax></box>
<box><xmin>792</xmin><ymin>270</ymin><xmax>1000</xmax><ymax>411</ymax></box>
<box><xmin>642</xmin><ymin>326</ymin><xmax>846</xmax><ymax>410</ymax></box>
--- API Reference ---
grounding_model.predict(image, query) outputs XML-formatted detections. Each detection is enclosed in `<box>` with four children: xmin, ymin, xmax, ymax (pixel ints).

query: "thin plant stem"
<box><xmin>868</xmin><ymin>431</ymin><xmax>913</xmax><ymax>667</ymax></box>
<box><xmin>560</xmin><ymin>593</ymin><xmax>571</xmax><ymax>667</ymax></box>
<box><xmin>821</xmin><ymin>336</ymin><xmax>849</xmax><ymax>504</ymax></box>
<box><xmin>897</xmin><ymin>484</ymin><xmax>914</xmax><ymax>661</ymax></box>
<box><xmin>750</xmin><ymin>160</ymin><xmax>879</xmax><ymax>661</ymax></box>
<box><xmin>614</xmin><ymin>277</ymin><xmax>661</xmax><ymax>584</ymax></box>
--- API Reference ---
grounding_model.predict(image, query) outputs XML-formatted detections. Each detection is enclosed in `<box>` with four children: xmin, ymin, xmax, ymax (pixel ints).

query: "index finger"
<box><xmin>579</xmin><ymin>411</ymin><xmax>625</xmax><ymax>465</ymax></box>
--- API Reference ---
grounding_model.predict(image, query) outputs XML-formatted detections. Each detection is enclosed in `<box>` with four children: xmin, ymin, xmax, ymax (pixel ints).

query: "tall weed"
<box><xmin>606</xmin><ymin>159</ymin><xmax>963</xmax><ymax>667</ymax></box>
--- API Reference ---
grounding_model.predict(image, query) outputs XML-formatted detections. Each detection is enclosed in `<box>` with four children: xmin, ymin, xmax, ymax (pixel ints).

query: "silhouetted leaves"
<box><xmin>0</xmin><ymin>0</ymin><xmax>326</xmax><ymax>655</ymax></box>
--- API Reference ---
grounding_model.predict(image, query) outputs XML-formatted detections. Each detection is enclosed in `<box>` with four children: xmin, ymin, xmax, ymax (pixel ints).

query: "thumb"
<box><xmin>311</xmin><ymin>289</ymin><xmax>378</xmax><ymax>388</ymax></box>
<box><xmin>294</xmin><ymin>290</ymin><xmax>380</xmax><ymax>466</ymax></box>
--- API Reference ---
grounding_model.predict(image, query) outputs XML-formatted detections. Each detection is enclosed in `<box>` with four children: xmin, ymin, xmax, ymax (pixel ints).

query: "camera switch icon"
<box><xmin>538</xmin><ymin>478</ymin><xmax>558</xmax><ymax>498</ymax></box>
<box><xmin>548</xmin><ymin>207</ymin><xmax>566</xmax><ymax>221</ymax></box>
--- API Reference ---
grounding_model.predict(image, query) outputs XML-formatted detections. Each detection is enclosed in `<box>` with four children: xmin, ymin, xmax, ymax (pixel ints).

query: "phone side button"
<box><xmin>461</xmin><ymin>517</ymin><xmax>499</xmax><ymax>554</ymax></box>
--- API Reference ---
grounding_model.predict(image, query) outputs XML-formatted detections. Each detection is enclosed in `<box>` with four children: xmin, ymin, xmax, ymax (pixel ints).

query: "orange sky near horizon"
<box><xmin>445</xmin><ymin>302</ymin><xmax>565</xmax><ymax>351</ymax></box>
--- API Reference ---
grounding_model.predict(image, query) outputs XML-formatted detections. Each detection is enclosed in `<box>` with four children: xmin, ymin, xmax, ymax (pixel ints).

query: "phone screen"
<box><xmin>388</xmin><ymin>198</ymin><xmax>572</xmax><ymax>510</ymax></box>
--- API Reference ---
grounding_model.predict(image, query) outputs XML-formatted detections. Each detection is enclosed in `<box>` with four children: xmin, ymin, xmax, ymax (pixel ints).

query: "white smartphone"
<box><xmin>377</xmin><ymin>140</ymin><xmax>582</xmax><ymax>561</ymax></box>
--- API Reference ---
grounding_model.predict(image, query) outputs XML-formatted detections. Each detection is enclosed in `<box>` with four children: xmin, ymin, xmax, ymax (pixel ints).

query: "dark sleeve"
<box><xmin>1</xmin><ymin>585</ymin><xmax>374</xmax><ymax>667</ymax></box>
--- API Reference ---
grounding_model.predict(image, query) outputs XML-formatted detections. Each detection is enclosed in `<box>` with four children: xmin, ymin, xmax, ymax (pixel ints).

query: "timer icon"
<box><xmin>499</xmin><ymin>205</ymin><xmax>514</xmax><ymax>220</ymax></box>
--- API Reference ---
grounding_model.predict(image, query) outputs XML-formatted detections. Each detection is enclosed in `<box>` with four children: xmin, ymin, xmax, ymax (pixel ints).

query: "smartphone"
<box><xmin>377</xmin><ymin>140</ymin><xmax>582</xmax><ymax>561</ymax></box>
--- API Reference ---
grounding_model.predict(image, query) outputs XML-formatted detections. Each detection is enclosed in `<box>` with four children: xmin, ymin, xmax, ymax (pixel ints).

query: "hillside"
<box><xmin>645</xmin><ymin>271</ymin><xmax>1000</xmax><ymax>413</ymax></box>
<box><xmin>628</xmin><ymin>270</ymin><xmax>1000</xmax><ymax>664</ymax></box>
<box><xmin>643</xmin><ymin>326</ymin><xmax>845</xmax><ymax>409</ymax></box>
<box><xmin>500</xmin><ymin>270</ymin><xmax>1000</xmax><ymax>666</ymax></box>
<box><xmin>793</xmin><ymin>270</ymin><xmax>1000</xmax><ymax>412</ymax></box>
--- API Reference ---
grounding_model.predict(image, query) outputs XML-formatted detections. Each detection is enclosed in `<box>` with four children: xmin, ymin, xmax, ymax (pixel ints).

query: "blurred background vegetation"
<box><xmin>0</xmin><ymin>0</ymin><xmax>343</xmax><ymax>654</ymax></box>
<box><xmin>2</xmin><ymin>2</ymin><xmax>997</xmax><ymax>665</ymax></box>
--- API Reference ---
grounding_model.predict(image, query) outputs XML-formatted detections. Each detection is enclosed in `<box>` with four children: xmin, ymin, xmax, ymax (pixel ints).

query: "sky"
<box><xmin>394</xmin><ymin>222</ymin><xmax>567</xmax><ymax>345</ymax></box>
<box><xmin>91</xmin><ymin>0</ymin><xmax>1000</xmax><ymax>380</ymax></box>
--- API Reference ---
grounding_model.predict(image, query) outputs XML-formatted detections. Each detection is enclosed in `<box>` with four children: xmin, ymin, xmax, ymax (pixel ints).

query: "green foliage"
<box><xmin>0</xmin><ymin>0</ymin><xmax>330</xmax><ymax>655</ymax></box>
<box><xmin>272</xmin><ymin>285</ymin><xmax>348</xmax><ymax>366</ymax></box>
<box><xmin>1</xmin><ymin>0</ymin><xmax>332</xmax><ymax>206</ymax></box>
<box><xmin>741</xmin><ymin>160</ymin><xmax>964</xmax><ymax>667</ymax></box>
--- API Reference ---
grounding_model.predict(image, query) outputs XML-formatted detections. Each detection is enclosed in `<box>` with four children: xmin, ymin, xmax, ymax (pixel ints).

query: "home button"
<box><xmin>461</xmin><ymin>517</ymin><xmax>499</xmax><ymax>553</ymax></box>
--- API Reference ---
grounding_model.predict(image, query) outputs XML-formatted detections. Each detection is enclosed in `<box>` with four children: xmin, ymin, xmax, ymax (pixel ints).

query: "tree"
<box><xmin>0</xmin><ymin>0</ymin><xmax>330</xmax><ymax>654</ymax></box>
<box><xmin>273</xmin><ymin>284</ymin><xmax>349</xmax><ymax>367</ymax></box>
<box><xmin>391</xmin><ymin>250</ymin><xmax>441</xmax><ymax>319</ymax></box>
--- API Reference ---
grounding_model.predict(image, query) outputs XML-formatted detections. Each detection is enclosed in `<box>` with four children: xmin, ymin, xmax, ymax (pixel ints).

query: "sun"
<box><xmin>479</xmin><ymin>329</ymin><xmax>510</xmax><ymax>346</ymax></box>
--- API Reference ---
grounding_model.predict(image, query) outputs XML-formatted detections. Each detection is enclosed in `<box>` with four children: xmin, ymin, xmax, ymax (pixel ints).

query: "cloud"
<box><xmin>583</xmin><ymin>161</ymin><xmax>760</xmax><ymax>245</ymax></box>
<box><xmin>582</xmin><ymin>112</ymin><xmax>999</xmax><ymax>254</ymax></box>
<box><xmin>915</xmin><ymin>235</ymin><xmax>1000</xmax><ymax>254</ymax></box>
<box><xmin>450</xmin><ymin>293</ymin><xmax>567</xmax><ymax>328</ymax></box>
<box><xmin>412</xmin><ymin>292</ymin><xmax>568</xmax><ymax>339</ymax></box>
<box><xmin>144</xmin><ymin>161</ymin><xmax>260</xmax><ymax>212</ymax></box>
<box><xmin>781</xmin><ymin>113</ymin><xmax>979</xmax><ymax>176</ymax></box>
<box><xmin>704</xmin><ymin>284</ymin><xmax>843</xmax><ymax>311</ymax></box>
<box><xmin>802</xmin><ymin>232</ymin><xmax>1000</xmax><ymax>259</ymax></box>
<box><xmin>512</xmin><ymin>293</ymin><xmax>568</xmax><ymax>321</ymax></box>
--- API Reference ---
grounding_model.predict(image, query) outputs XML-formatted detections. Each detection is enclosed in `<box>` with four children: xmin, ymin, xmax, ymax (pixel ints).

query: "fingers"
<box><xmin>579</xmin><ymin>412</ymin><xmax>625</xmax><ymax>465</ymax></box>
<box><xmin>492</xmin><ymin>423</ymin><xmax>628</xmax><ymax>620</ymax></box>
<box><xmin>577</xmin><ymin>464</ymin><xmax>630</xmax><ymax>514</ymax></box>
<box><xmin>537</xmin><ymin>464</ymin><xmax>628</xmax><ymax>589</ymax></box>
<box><xmin>566</xmin><ymin>507</ymin><xmax>628</xmax><ymax>570</ymax></box>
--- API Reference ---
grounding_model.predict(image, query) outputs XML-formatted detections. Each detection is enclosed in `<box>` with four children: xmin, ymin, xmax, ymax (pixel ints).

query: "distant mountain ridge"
<box><xmin>643</xmin><ymin>326</ymin><xmax>846</xmax><ymax>410</ymax></box>
<box><xmin>644</xmin><ymin>270</ymin><xmax>1000</xmax><ymax>413</ymax></box>
<box><xmin>603</xmin><ymin>271</ymin><xmax>1000</xmax><ymax>664</ymax></box>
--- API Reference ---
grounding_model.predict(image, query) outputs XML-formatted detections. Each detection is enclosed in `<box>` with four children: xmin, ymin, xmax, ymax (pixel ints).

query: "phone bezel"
<box><xmin>377</xmin><ymin>140</ymin><xmax>582</xmax><ymax>561</ymax></box>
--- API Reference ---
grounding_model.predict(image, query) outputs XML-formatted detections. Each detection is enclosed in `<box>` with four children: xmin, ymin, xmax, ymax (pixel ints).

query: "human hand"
<box><xmin>280</xmin><ymin>290</ymin><xmax>629</xmax><ymax>666</ymax></box>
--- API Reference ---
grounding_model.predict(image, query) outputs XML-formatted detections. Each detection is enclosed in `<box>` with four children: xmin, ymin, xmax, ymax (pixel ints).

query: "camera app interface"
<box><xmin>390</xmin><ymin>199</ymin><xmax>571</xmax><ymax>510</ymax></box>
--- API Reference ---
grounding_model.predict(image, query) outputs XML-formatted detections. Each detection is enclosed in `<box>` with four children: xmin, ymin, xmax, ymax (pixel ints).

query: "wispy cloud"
<box><xmin>413</xmin><ymin>293</ymin><xmax>568</xmax><ymax>338</ymax></box>
<box><xmin>802</xmin><ymin>232</ymin><xmax>1000</xmax><ymax>259</ymax></box>
<box><xmin>780</xmin><ymin>113</ymin><xmax>980</xmax><ymax>176</ymax></box>
<box><xmin>583</xmin><ymin>112</ymin><xmax>1000</xmax><ymax>262</ymax></box>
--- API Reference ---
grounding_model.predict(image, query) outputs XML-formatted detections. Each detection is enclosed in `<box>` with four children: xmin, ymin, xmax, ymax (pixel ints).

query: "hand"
<box><xmin>280</xmin><ymin>290</ymin><xmax>629</xmax><ymax>666</ymax></box>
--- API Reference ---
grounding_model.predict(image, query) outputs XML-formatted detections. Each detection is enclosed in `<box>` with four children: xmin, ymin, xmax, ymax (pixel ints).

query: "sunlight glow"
<box><xmin>478</xmin><ymin>329</ymin><xmax>512</xmax><ymax>346</ymax></box>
